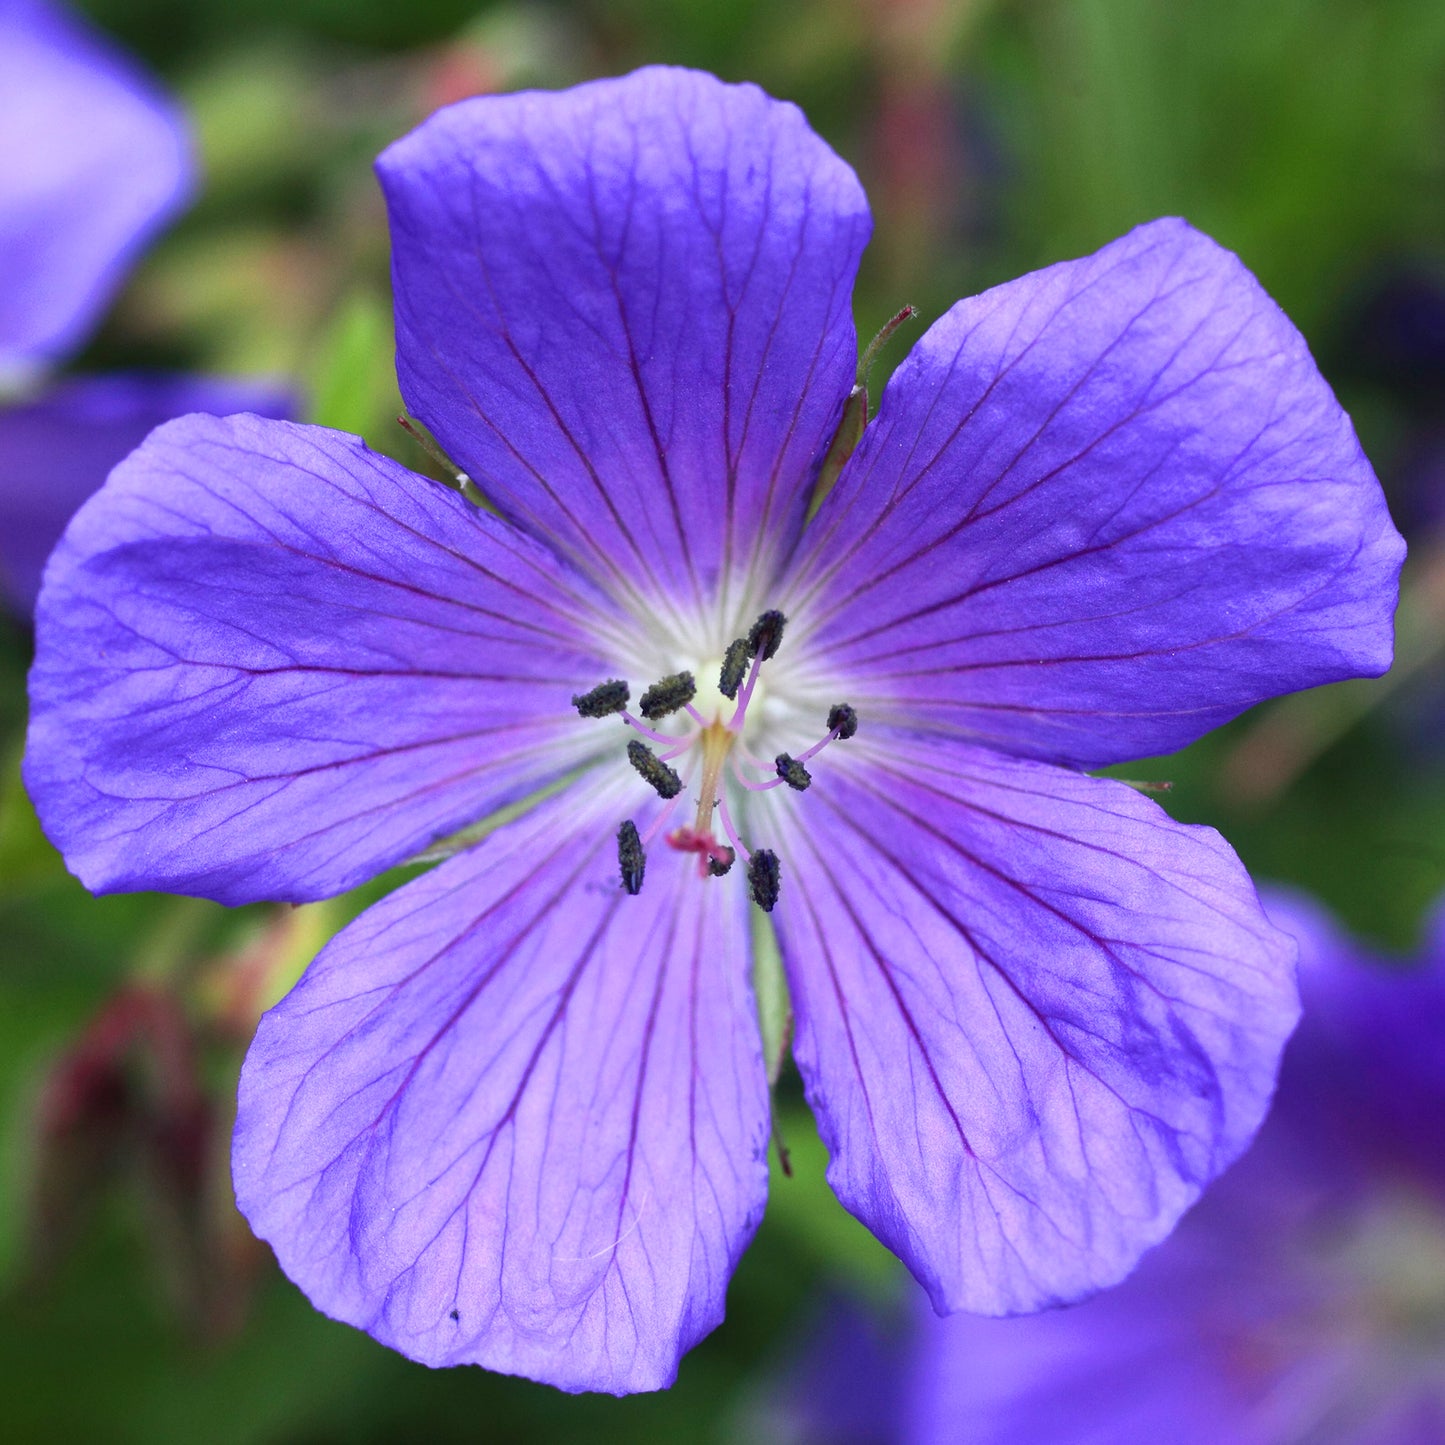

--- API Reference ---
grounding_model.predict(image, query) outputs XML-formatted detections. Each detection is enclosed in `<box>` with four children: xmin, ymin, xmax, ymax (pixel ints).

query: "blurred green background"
<box><xmin>2</xmin><ymin>0</ymin><xmax>1444</xmax><ymax>1439</ymax></box>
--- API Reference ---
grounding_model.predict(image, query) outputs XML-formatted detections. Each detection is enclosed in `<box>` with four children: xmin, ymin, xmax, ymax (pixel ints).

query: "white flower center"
<box><xmin>574</xmin><ymin>603</ymin><xmax>858</xmax><ymax>911</ymax></box>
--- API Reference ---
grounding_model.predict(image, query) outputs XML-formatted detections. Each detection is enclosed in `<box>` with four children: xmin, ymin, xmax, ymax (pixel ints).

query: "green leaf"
<box><xmin>306</xmin><ymin>289</ymin><xmax>398</xmax><ymax>445</ymax></box>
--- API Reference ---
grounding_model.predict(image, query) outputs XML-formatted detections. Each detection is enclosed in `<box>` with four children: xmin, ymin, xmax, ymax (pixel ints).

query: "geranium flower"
<box><xmin>24</xmin><ymin>68</ymin><xmax>1403</xmax><ymax>1393</ymax></box>
<box><xmin>0</xmin><ymin>0</ymin><xmax>291</xmax><ymax>613</ymax></box>
<box><xmin>785</xmin><ymin>891</ymin><xmax>1445</xmax><ymax>1445</ymax></box>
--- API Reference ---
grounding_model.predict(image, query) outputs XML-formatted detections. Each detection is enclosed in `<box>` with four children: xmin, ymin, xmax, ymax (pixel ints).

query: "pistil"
<box><xmin>689</xmin><ymin>721</ymin><xmax>735</xmax><ymax>834</ymax></box>
<box><xmin>665</xmin><ymin>719</ymin><xmax>738</xmax><ymax>877</ymax></box>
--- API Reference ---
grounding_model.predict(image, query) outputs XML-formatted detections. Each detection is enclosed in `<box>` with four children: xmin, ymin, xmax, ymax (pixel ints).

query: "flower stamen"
<box><xmin>731</xmin><ymin>702</ymin><xmax>860</xmax><ymax>790</ymax></box>
<box><xmin>825</xmin><ymin>702</ymin><xmax>858</xmax><ymax>739</ymax></box>
<box><xmin>717</xmin><ymin>792</ymin><xmax>749</xmax><ymax>863</ymax></box>
<box><xmin>620</xmin><ymin>710</ymin><xmax>683</xmax><ymax>747</ymax></box>
<box><xmin>747</xmin><ymin>849</ymin><xmax>781</xmax><ymax>912</ymax></box>
<box><xmin>617</xmin><ymin>819</ymin><xmax>646</xmax><ymax>895</ymax></box>
<box><xmin>729</xmin><ymin>765</ymin><xmax>783</xmax><ymax>794</ymax></box>
<box><xmin>718</xmin><ymin>638</ymin><xmax>750</xmax><ymax>700</ymax></box>
<box><xmin>774</xmin><ymin>753</ymin><xmax>812</xmax><ymax>791</ymax></box>
<box><xmin>747</xmin><ymin>609</ymin><xmax>786</xmax><ymax>661</ymax></box>
<box><xmin>581</xmin><ymin>612</ymin><xmax>834</xmax><ymax>910</ymax></box>
<box><xmin>638</xmin><ymin>671</ymin><xmax>696</xmax><ymax>721</ymax></box>
<box><xmin>707</xmin><ymin>848</ymin><xmax>735</xmax><ymax>876</ymax></box>
<box><xmin>792</xmin><ymin>702</ymin><xmax>859</xmax><ymax>764</ymax></box>
<box><xmin>572</xmin><ymin>678</ymin><xmax>629</xmax><ymax>718</ymax></box>
<box><xmin>627</xmin><ymin>739</ymin><xmax>683</xmax><ymax>799</ymax></box>
<box><xmin>666</xmin><ymin>824</ymin><xmax>736</xmax><ymax>878</ymax></box>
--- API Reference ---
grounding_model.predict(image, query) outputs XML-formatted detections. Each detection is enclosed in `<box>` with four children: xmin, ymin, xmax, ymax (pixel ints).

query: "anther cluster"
<box><xmin>571</xmin><ymin>608</ymin><xmax>858</xmax><ymax>913</ymax></box>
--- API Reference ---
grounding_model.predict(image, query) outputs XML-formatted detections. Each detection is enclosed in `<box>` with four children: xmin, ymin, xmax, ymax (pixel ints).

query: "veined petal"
<box><xmin>25</xmin><ymin>413</ymin><xmax>614</xmax><ymax>904</ymax></box>
<box><xmin>232</xmin><ymin>781</ymin><xmax>770</xmax><ymax>1395</ymax></box>
<box><xmin>760</xmin><ymin>734</ymin><xmax>1298</xmax><ymax>1315</ymax></box>
<box><xmin>378</xmin><ymin>66</ymin><xmax>871</xmax><ymax>613</ymax></box>
<box><xmin>0</xmin><ymin>0</ymin><xmax>190</xmax><ymax>373</ymax></box>
<box><xmin>784</xmin><ymin>219</ymin><xmax>1404</xmax><ymax>768</ymax></box>
<box><xmin>0</xmin><ymin>372</ymin><xmax>294</xmax><ymax>614</ymax></box>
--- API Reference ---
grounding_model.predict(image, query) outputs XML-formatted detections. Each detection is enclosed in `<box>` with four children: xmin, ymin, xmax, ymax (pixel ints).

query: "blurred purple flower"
<box><xmin>1340</xmin><ymin>265</ymin><xmax>1445</xmax><ymax>538</ymax></box>
<box><xmin>800</xmin><ymin>891</ymin><xmax>1445</xmax><ymax>1445</ymax></box>
<box><xmin>23</xmin><ymin>68</ymin><xmax>1403</xmax><ymax>1393</ymax></box>
<box><xmin>0</xmin><ymin>0</ymin><xmax>292</xmax><ymax>614</ymax></box>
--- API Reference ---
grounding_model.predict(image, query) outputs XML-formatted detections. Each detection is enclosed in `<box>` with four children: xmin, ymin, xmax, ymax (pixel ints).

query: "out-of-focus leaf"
<box><xmin>307</xmin><ymin>288</ymin><xmax>396</xmax><ymax>446</ymax></box>
<box><xmin>765</xmin><ymin>1102</ymin><xmax>902</xmax><ymax>1305</ymax></box>
<box><xmin>984</xmin><ymin>0</ymin><xmax>1445</xmax><ymax>331</ymax></box>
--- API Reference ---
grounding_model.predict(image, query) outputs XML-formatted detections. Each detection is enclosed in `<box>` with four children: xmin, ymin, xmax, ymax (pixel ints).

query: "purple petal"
<box><xmin>903</xmin><ymin>1255</ymin><xmax>1445</xmax><ymax>1445</ymax></box>
<box><xmin>378</xmin><ymin>66</ymin><xmax>871</xmax><ymax>608</ymax></box>
<box><xmin>772</xmin><ymin>1296</ymin><xmax>907</xmax><ymax>1445</ymax></box>
<box><xmin>784</xmin><ymin>218</ymin><xmax>1404</xmax><ymax>768</ymax></box>
<box><xmin>893</xmin><ymin>892</ymin><xmax>1445</xmax><ymax>1445</ymax></box>
<box><xmin>0</xmin><ymin>0</ymin><xmax>190</xmax><ymax>373</ymax></box>
<box><xmin>899</xmin><ymin>1242</ymin><xmax>1287</xmax><ymax>1445</ymax></box>
<box><xmin>760</xmin><ymin>734</ymin><xmax>1298</xmax><ymax>1314</ymax></box>
<box><xmin>899</xmin><ymin>1171</ymin><xmax>1445</xmax><ymax>1445</ymax></box>
<box><xmin>232</xmin><ymin>781</ymin><xmax>770</xmax><ymax>1394</ymax></box>
<box><xmin>1262</xmin><ymin>888</ymin><xmax>1445</xmax><ymax>1193</ymax></box>
<box><xmin>25</xmin><ymin>412</ymin><xmax>616</xmax><ymax>904</ymax></box>
<box><xmin>820</xmin><ymin>893</ymin><xmax>1445</xmax><ymax>1445</ymax></box>
<box><xmin>0</xmin><ymin>372</ymin><xmax>295</xmax><ymax>614</ymax></box>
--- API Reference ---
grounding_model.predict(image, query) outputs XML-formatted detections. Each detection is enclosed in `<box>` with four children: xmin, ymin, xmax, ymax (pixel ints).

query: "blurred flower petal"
<box><xmin>0</xmin><ymin>0</ymin><xmax>190</xmax><ymax>375</ymax></box>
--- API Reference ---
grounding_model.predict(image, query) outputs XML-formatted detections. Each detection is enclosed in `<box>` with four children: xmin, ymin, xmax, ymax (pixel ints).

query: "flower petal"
<box><xmin>1263</xmin><ymin>888</ymin><xmax>1445</xmax><ymax>1192</ymax></box>
<box><xmin>759</xmin><ymin>734</ymin><xmax>1298</xmax><ymax>1314</ymax></box>
<box><xmin>378</xmin><ymin>66</ymin><xmax>871</xmax><ymax>610</ymax></box>
<box><xmin>232</xmin><ymin>782</ymin><xmax>770</xmax><ymax>1394</ymax></box>
<box><xmin>25</xmin><ymin>412</ymin><xmax>615</xmax><ymax>904</ymax></box>
<box><xmin>785</xmin><ymin>218</ymin><xmax>1404</xmax><ymax>768</ymax></box>
<box><xmin>899</xmin><ymin>1243</ymin><xmax>1277</xmax><ymax>1445</ymax></box>
<box><xmin>0</xmin><ymin>0</ymin><xmax>190</xmax><ymax>373</ymax></box>
<box><xmin>804</xmin><ymin>897</ymin><xmax>1445</xmax><ymax>1445</ymax></box>
<box><xmin>0</xmin><ymin>372</ymin><xmax>295</xmax><ymax>614</ymax></box>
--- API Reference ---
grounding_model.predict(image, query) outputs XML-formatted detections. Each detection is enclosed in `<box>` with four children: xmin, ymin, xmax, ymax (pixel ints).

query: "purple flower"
<box><xmin>23</xmin><ymin>68</ymin><xmax>1403</xmax><ymax>1393</ymax></box>
<box><xmin>0</xmin><ymin>0</ymin><xmax>293</xmax><ymax>614</ymax></box>
<box><xmin>0</xmin><ymin>0</ymin><xmax>188</xmax><ymax>381</ymax></box>
<box><xmin>820</xmin><ymin>891</ymin><xmax>1445</xmax><ymax>1445</ymax></box>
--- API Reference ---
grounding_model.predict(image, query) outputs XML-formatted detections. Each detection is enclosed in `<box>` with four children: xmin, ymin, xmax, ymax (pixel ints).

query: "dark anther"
<box><xmin>746</xmin><ymin>609</ymin><xmax>787</xmax><ymax>661</ymax></box>
<box><xmin>826</xmin><ymin>702</ymin><xmax>858</xmax><ymax>740</ymax></box>
<box><xmin>718</xmin><ymin>638</ymin><xmax>750</xmax><ymax>700</ymax></box>
<box><xmin>627</xmin><ymin>739</ymin><xmax>683</xmax><ymax>799</ymax></box>
<box><xmin>747</xmin><ymin>849</ymin><xmax>781</xmax><ymax>912</ymax></box>
<box><xmin>639</xmin><ymin>671</ymin><xmax>696</xmax><ymax>721</ymax></box>
<box><xmin>775</xmin><ymin>753</ymin><xmax>812</xmax><ymax>791</ymax></box>
<box><xmin>707</xmin><ymin>847</ymin><xmax>736</xmax><ymax>877</ymax></box>
<box><xmin>572</xmin><ymin>679</ymin><xmax>629</xmax><ymax>718</ymax></box>
<box><xmin>617</xmin><ymin>819</ymin><xmax>646</xmax><ymax>895</ymax></box>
